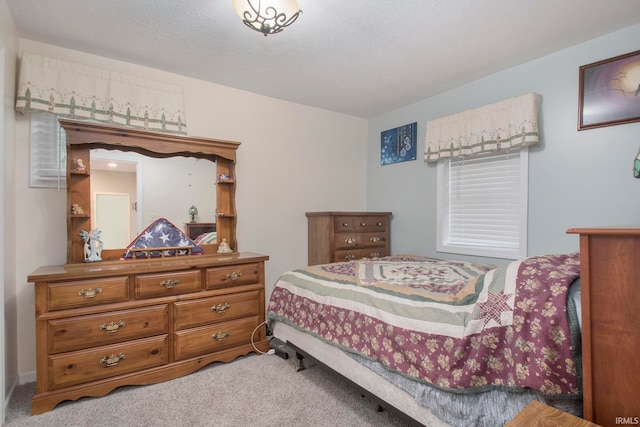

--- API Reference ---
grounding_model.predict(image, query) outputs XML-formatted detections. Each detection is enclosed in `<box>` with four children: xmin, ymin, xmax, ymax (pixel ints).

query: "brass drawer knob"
<box><xmin>99</xmin><ymin>320</ymin><xmax>126</xmax><ymax>334</ymax></box>
<box><xmin>99</xmin><ymin>353</ymin><xmax>125</xmax><ymax>367</ymax></box>
<box><xmin>160</xmin><ymin>279</ymin><xmax>180</xmax><ymax>289</ymax></box>
<box><xmin>345</xmin><ymin>254</ymin><xmax>356</xmax><ymax>261</ymax></box>
<box><xmin>370</xmin><ymin>252</ymin><xmax>381</xmax><ymax>258</ymax></box>
<box><xmin>377</xmin><ymin>222</ymin><xmax>383</xmax><ymax>227</ymax></box>
<box><xmin>361</xmin><ymin>222</ymin><xmax>366</xmax><ymax>227</ymax></box>
<box><xmin>211</xmin><ymin>330</ymin><xmax>231</xmax><ymax>341</ymax></box>
<box><xmin>226</xmin><ymin>271</ymin><xmax>242</xmax><ymax>280</ymax></box>
<box><xmin>78</xmin><ymin>287</ymin><xmax>102</xmax><ymax>298</ymax></box>
<box><xmin>370</xmin><ymin>236</ymin><xmax>381</xmax><ymax>243</ymax></box>
<box><xmin>344</xmin><ymin>238</ymin><xmax>356</xmax><ymax>245</ymax></box>
<box><xmin>211</xmin><ymin>303</ymin><xmax>230</xmax><ymax>314</ymax></box>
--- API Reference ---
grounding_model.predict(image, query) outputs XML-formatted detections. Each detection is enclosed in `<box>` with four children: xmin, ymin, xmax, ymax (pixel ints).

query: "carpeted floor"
<box><xmin>4</xmin><ymin>348</ymin><xmax>412</xmax><ymax>427</ymax></box>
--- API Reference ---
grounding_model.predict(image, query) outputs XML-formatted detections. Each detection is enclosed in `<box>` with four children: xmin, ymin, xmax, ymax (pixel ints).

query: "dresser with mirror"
<box><xmin>28</xmin><ymin>119</ymin><xmax>269</xmax><ymax>414</ymax></box>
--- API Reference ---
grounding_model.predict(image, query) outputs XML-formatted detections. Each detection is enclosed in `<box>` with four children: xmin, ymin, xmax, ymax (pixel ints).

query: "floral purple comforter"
<box><xmin>267</xmin><ymin>253</ymin><xmax>581</xmax><ymax>396</ymax></box>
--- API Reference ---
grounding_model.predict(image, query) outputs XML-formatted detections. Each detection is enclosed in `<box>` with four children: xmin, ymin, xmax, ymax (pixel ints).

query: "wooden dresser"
<box><xmin>28</xmin><ymin>252</ymin><xmax>269</xmax><ymax>414</ymax></box>
<box><xmin>567</xmin><ymin>227</ymin><xmax>640</xmax><ymax>427</ymax></box>
<box><xmin>306</xmin><ymin>212</ymin><xmax>392</xmax><ymax>265</ymax></box>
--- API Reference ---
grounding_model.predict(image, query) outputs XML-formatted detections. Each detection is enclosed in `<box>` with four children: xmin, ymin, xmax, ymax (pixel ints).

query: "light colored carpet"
<box><xmin>5</xmin><ymin>350</ymin><xmax>411</xmax><ymax>427</ymax></box>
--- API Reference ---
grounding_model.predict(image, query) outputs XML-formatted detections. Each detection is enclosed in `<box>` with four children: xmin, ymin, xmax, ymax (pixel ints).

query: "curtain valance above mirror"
<box><xmin>15</xmin><ymin>52</ymin><xmax>187</xmax><ymax>134</ymax></box>
<box><xmin>424</xmin><ymin>92</ymin><xmax>541</xmax><ymax>163</ymax></box>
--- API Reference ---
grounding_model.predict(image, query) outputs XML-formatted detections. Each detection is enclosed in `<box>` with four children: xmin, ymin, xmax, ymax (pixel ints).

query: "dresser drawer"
<box><xmin>334</xmin><ymin>248</ymin><xmax>389</xmax><ymax>262</ymax></box>
<box><xmin>135</xmin><ymin>270</ymin><xmax>201</xmax><ymax>299</ymax></box>
<box><xmin>174</xmin><ymin>291</ymin><xmax>260</xmax><ymax>330</ymax></box>
<box><xmin>354</xmin><ymin>216</ymin><xmax>388</xmax><ymax>232</ymax></box>
<box><xmin>47</xmin><ymin>305</ymin><xmax>169</xmax><ymax>354</ymax></box>
<box><xmin>334</xmin><ymin>216</ymin><xmax>355</xmax><ymax>232</ymax></box>
<box><xmin>47</xmin><ymin>277</ymin><xmax>129</xmax><ymax>311</ymax></box>
<box><xmin>206</xmin><ymin>263</ymin><xmax>259</xmax><ymax>289</ymax></box>
<box><xmin>361</xmin><ymin>232</ymin><xmax>387</xmax><ymax>248</ymax></box>
<box><xmin>173</xmin><ymin>316</ymin><xmax>260</xmax><ymax>361</ymax></box>
<box><xmin>333</xmin><ymin>234</ymin><xmax>361</xmax><ymax>251</ymax></box>
<box><xmin>48</xmin><ymin>335</ymin><xmax>168</xmax><ymax>390</ymax></box>
<box><xmin>362</xmin><ymin>248</ymin><xmax>389</xmax><ymax>259</ymax></box>
<box><xmin>333</xmin><ymin>249</ymin><xmax>363</xmax><ymax>262</ymax></box>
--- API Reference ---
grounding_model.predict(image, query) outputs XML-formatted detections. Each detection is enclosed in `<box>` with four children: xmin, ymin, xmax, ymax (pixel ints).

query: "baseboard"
<box><xmin>19</xmin><ymin>370</ymin><xmax>36</xmax><ymax>385</ymax></box>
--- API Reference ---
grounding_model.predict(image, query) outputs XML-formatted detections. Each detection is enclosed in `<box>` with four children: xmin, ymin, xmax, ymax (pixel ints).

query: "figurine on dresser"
<box><xmin>79</xmin><ymin>229</ymin><xmax>103</xmax><ymax>262</ymax></box>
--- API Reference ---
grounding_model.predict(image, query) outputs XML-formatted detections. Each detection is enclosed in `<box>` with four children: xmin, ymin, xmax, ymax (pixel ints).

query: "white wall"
<box><xmin>367</xmin><ymin>24</ymin><xmax>640</xmax><ymax>265</ymax></box>
<box><xmin>1</xmin><ymin>0</ymin><xmax>19</xmax><ymax>416</ymax></box>
<box><xmin>13</xmin><ymin>40</ymin><xmax>368</xmax><ymax>380</ymax></box>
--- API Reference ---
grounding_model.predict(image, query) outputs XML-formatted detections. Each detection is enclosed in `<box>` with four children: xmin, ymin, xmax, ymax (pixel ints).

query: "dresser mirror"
<box><xmin>61</xmin><ymin>118</ymin><xmax>239</xmax><ymax>264</ymax></box>
<box><xmin>90</xmin><ymin>149</ymin><xmax>216</xmax><ymax>249</ymax></box>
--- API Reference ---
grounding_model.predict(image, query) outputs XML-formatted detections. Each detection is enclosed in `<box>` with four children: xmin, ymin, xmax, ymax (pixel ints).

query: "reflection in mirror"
<box><xmin>90</xmin><ymin>149</ymin><xmax>217</xmax><ymax>250</ymax></box>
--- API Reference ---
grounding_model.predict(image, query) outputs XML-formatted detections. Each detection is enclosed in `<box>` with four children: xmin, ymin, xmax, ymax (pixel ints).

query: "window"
<box><xmin>29</xmin><ymin>112</ymin><xmax>66</xmax><ymax>188</ymax></box>
<box><xmin>436</xmin><ymin>148</ymin><xmax>528</xmax><ymax>260</ymax></box>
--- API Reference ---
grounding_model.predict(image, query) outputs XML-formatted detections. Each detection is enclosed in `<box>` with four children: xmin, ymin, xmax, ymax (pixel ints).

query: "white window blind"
<box><xmin>29</xmin><ymin>112</ymin><xmax>67</xmax><ymax>189</ymax></box>
<box><xmin>437</xmin><ymin>149</ymin><xmax>528</xmax><ymax>260</ymax></box>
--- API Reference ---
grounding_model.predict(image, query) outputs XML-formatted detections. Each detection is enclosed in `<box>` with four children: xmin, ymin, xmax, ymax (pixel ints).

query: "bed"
<box><xmin>266</xmin><ymin>253</ymin><xmax>583</xmax><ymax>427</ymax></box>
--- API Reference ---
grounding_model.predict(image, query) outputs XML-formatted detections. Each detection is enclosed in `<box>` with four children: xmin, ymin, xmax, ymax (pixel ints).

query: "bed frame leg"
<box><xmin>295</xmin><ymin>352</ymin><xmax>306</xmax><ymax>372</ymax></box>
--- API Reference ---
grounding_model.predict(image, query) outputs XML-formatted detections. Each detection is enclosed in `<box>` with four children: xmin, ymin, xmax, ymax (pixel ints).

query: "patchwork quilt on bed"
<box><xmin>267</xmin><ymin>253</ymin><xmax>581</xmax><ymax>396</ymax></box>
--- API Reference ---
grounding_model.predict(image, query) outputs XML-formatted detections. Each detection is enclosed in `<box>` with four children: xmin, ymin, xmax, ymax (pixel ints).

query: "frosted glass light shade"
<box><xmin>232</xmin><ymin>0</ymin><xmax>301</xmax><ymax>36</ymax></box>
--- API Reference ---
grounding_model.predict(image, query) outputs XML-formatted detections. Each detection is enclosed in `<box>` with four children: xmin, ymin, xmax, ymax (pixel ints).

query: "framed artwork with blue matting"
<box><xmin>381</xmin><ymin>122</ymin><xmax>417</xmax><ymax>165</ymax></box>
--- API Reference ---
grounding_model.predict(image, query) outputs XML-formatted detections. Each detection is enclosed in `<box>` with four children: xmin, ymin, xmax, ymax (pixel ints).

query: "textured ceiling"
<box><xmin>6</xmin><ymin>0</ymin><xmax>640</xmax><ymax>118</ymax></box>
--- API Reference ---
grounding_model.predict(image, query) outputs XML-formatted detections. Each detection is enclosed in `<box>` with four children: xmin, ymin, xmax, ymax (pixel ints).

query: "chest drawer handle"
<box><xmin>377</xmin><ymin>222</ymin><xmax>383</xmax><ymax>227</ymax></box>
<box><xmin>211</xmin><ymin>330</ymin><xmax>231</xmax><ymax>341</ymax></box>
<box><xmin>78</xmin><ymin>287</ymin><xmax>102</xmax><ymax>298</ymax></box>
<box><xmin>370</xmin><ymin>252</ymin><xmax>381</xmax><ymax>258</ymax></box>
<box><xmin>160</xmin><ymin>279</ymin><xmax>180</xmax><ymax>289</ymax></box>
<box><xmin>99</xmin><ymin>353</ymin><xmax>126</xmax><ymax>367</ymax></box>
<box><xmin>211</xmin><ymin>303</ymin><xmax>230</xmax><ymax>314</ymax></box>
<box><xmin>342</xmin><ymin>222</ymin><xmax>349</xmax><ymax>227</ymax></box>
<box><xmin>361</xmin><ymin>222</ymin><xmax>366</xmax><ymax>227</ymax></box>
<box><xmin>99</xmin><ymin>320</ymin><xmax>126</xmax><ymax>333</ymax></box>
<box><xmin>344</xmin><ymin>254</ymin><xmax>356</xmax><ymax>261</ymax></box>
<box><xmin>344</xmin><ymin>238</ymin><xmax>356</xmax><ymax>245</ymax></box>
<box><xmin>370</xmin><ymin>236</ymin><xmax>382</xmax><ymax>243</ymax></box>
<box><xmin>226</xmin><ymin>271</ymin><xmax>242</xmax><ymax>280</ymax></box>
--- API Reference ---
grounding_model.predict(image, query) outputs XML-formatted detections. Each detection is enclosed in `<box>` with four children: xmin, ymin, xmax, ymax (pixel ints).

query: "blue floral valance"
<box><xmin>15</xmin><ymin>52</ymin><xmax>187</xmax><ymax>134</ymax></box>
<box><xmin>424</xmin><ymin>93</ymin><xmax>541</xmax><ymax>163</ymax></box>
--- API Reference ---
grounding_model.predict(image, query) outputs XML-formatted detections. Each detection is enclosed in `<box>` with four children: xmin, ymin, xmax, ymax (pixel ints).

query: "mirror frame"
<box><xmin>61</xmin><ymin>118</ymin><xmax>240</xmax><ymax>264</ymax></box>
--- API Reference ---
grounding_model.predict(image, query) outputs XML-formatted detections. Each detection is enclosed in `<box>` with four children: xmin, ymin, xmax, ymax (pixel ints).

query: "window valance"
<box><xmin>424</xmin><ymin>92</ymin><xmax>541</xmax><ymax>163</ymax></box>
<box><xmin>15</xmin><ymin>52</ymin><xmax>187</xmax><ymax>134</ymax></box>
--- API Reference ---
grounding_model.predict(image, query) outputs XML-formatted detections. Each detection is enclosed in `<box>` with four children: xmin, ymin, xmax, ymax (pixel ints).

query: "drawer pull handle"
<box><xmin>345</xmin><ymin>255</ymin><xmax>356</xmax><ymax>261</ymax></box>
<box><xmin>211</xmin><ymin>330</ymin><xmax>231</xmax><ymax>341</ymax></box>
<box><xmin>370</xmin><ymin>252</ymin><xmax>381</xmax><ymax>258</ymax></box>
<box><xmin>226</xmin><ymin>271</ymin><xmax>242</xmax><ymax>280</ymax></box>
<box><xmin>344</xmin><ymin>238</ymin><xmax>356</xmax><ymax>245</ymax></box>
<box><xmin>370</xmin><ymin>236</ymin><xmax>381</xmax><ymax>243</ymax></box>
<box><xmin>160</xmin><ymin>279</ymin><xmax>180</xmax><ymax>289</ymax></box>
<box><xmin>100</xmin><ymin>353</ymin><xmax>125</xmax><ymax>367</ymax></box>
<box><xmin>211</xmin><ymin>303</ymin><xmax>230</xmax><ymax>314</ymax></box>
<box><xmin>99</xmin><ymin>320</ymin><xmax>126</xmax><ymax>333</ymax></box>
<box><xmin>377</xmin><ymin>222</ymin><xmax>383</xmax><ymax>227</ymax></box>
<box><xmin>361</xmin><ymin>222</ymin><xmax>366</xmax><ymax>227</ymax></box>
<box><xmin>78</xmin><ymin>287</ymin><xmax>102</xmax><ymax>298</ymax></box>
<box><xmin>342</xmin><ymin>222</ymin><xmax>349</xmax><ymax>227</ymax></box>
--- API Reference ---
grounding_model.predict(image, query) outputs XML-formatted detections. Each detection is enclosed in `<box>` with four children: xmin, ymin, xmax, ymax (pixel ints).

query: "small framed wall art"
<box><xmin>381</xmin><ymin>122</ymin><xmax>417</xmax><ymax>165</ymax></box>
<box><xmin>578</xmin><ymin>49</ymin><xmax>640</xmax><ymax>130</ymax></box>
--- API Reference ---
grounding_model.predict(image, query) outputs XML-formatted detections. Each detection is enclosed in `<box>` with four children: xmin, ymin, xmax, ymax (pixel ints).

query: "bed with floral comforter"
<box><xmin>267</xmin><ymin>253</ymin><xmax>582</xmax><ymax>410</ymax></box>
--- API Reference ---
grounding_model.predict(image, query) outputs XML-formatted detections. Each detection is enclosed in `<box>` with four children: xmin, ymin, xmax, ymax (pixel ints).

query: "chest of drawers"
<box><xmin>28</xmin><ymin>252</ymin><xmax>269</xmax><ymax>414</ymax></box>
<box><xmin>567</xmin><ymin>227</ymin><xmax>640</xmax><ymax>427</ymax></box>
<box><xmin>306</xmin><ymin>212</ymin><xmax>392</xmax><ymax>265</ymax></box>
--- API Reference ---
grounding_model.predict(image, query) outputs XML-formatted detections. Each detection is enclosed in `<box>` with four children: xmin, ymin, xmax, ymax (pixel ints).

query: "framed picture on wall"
<box><xmin>578</xmin><ymin>49</ymin><xmax>640</xmax><ymax>130</ymax></box>
<box><xmin>381</xmin><ymin>122</ymin><xmax>417</xmax><ymax>165</ymax></box>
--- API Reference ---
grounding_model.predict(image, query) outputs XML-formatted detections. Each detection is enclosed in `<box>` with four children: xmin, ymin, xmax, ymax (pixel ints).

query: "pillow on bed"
<box><xmin>194</xmin><ymin>232</ymin><xmax>217</xmax><ymax>245</ymax></box>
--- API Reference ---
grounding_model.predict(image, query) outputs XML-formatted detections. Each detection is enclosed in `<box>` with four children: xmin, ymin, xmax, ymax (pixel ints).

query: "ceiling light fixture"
<box><xmin>232</xmin><ymin>0</ymin><xmax>302</xmax><ymax>36</ymax></box>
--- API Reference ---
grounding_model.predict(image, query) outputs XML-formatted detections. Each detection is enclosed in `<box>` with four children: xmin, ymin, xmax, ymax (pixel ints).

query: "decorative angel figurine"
<box><xmin>79</xmin><ymin>229</ymin><xmax>103</xmax><ymax>262</ymax></box>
